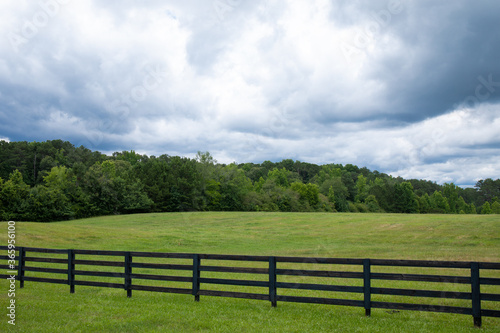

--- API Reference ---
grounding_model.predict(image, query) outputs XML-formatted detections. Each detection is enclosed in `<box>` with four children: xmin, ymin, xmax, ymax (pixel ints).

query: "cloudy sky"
<box><xmin>1</xmin><ymin>0</ymin><xmax>499</xmax><ymax>186</ymax></box>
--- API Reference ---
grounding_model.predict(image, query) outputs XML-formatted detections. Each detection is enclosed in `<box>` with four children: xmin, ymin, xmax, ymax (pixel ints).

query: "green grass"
<box><xmin>1</xmin><ymin>212</ymin><xmax>499</xmax><ymax>332</ymax></box>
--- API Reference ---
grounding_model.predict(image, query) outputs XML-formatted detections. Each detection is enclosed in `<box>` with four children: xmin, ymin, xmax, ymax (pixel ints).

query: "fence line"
<box><xmin>1</xmin><ymin>246</ymin><xmax>499</xmax><ymax>328</ymax></box>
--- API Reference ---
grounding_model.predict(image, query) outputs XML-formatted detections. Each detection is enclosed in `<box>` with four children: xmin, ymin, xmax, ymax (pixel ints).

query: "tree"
<box><xmin>341</xmin><ymin>171</ymin><xmax>357</xmax><ymax>202</ymax></box>
<box><xmin>260</xmin><ymin>179</ymin><xmax>284</xmax><ymax>211</ymax></box>
<box><xmin>1</xmin><ymin>139</ymin><xmax>495</xmax><ymax>219</ymax></box>
<box><xmin>409</xmin><ymin>179</ymin><xmax>442</xmax><ymax>197</ymax></box>
<box><xmin>242</xmin><ymin>165</ymin><xmax>266</xmax><ymax>183</ymax></box>
<box><xmin>475</xmin><ymin>178</ymin><xmax>500</xmax><ymax>206</ymax></box>
<box><xmin>481</xmin><ymin>202</ymin><xmax>493</xmax><ymax>214</ymax></box>
<box><xmin>204</xmin><ymin>179</ymin><xmax>222</xmax><ymax>211</ymax></box>
<box><xmin>25</xmin><ymin>185</ymin><xmax>73</xmax><ymax>222</ymax></box>
<box><xmin>469</xmin><ymin>203</ymin><xmax>477</xmax><ymax>214</ymax></box>
<box><xmin>241</xmin><ymin>190</ymin><xmax>267</xmax><ymax>211</ymax></box>
<box><xmin>0</xmin><ymin>177</ymin><xmax>4</xmax><ymax>218</ymax></box>
<box><xmin>291</xmin><ymin>182</ymin><xmax>320</xmax><ymax>209</ymax></box>
<box><xmin>216</xmin><ymin>164</ymin><xmax>252</xmax><ymax>211</ymax></box>
<box><xmin>430</xmin><ymin>191</ymin><xmax>450</xmax><ymax>213</ymax></box>
<box><xmin>313</xmin><ymin>165</ymin><xmax>343</xmax><ymax>184</ymax></box>
<box><xmin>442</xmin><ymin>183</ymin><xmax>460</xmax><ymax>213</ymax></box>
<box><xmin>320</xmin><ymin>177</ymin><xmax>349</xmax><ymax>212</ymax></box>
<box><xmin>112</xmin><ymin>150</ymin><xmax>145</xmax><ymax>166</ymax></box>
<box><xmin>491</xmin><ymin>201</ymin><xmax>500</xmax><ymax>214</ymax></box>
<box><xmin>267</xmin><ymin>168</ymin><xmax>290</xmax><ymax>188</ymax></box>
<box><xmin>161</xmin><ymin>156</ymin><xmax>202</xmax><ymax>211</ymax></box>
<box><xmin>393</xmin><ymin>182</ymin><xmax>418</xmax><ymax>213</ymax></box>
<box><xmin>292</xmin><ymin>161</ymin><xmax>321</xmax><ymax>183</ymax></box>
<box><xmin>121</xmin><ymin>179</ymin><xmax>154</xmax><ymax>213</ymax></box>
<box><xmin>42</xmin><ymin>166</ymin><xmax>93</xmax><ymax>219</ymax></box>
<box><xmin>368</xmin><ymin>177</ymin><xmax>393</xmax><ymax>212</ymax></box>
<box><xmin>355</xmin><ymin>174</ymin><xmax>369</xmax><ymax>203</ymax></box>
<box><xmin>0</xmin><ymin>170</ymin><xmax>30</xmax><ymax>220</ymax></box>
<box><xmin>418</xmin><ymin>193</ymin><xmax>431</xmax><ymax>214</ymax></box>
<box><xmin>134</xmin><ymin>155</ymin><xmax>171</xmax><ymax>211</ymax></box>
<box><xmin>0</xmin><ymin>142</ymin><xmax>31</xmax><ymax>185</ymax></box>
<box><xmin>84</xmin><ymin>160</ymin><xmax>152</xmax><ymax>215</ymax></box>
<box><xmin>327</xmin><ymin>186</ymin><xmax>336</xmax><ymax>207</ymax></box>
<box><xmin>365</xmin><ymin>194</ymin><xmax>382</xmax><ymax>212</ymax></box>
<box><xmin>456</xmin><ymin>196</ymin><xmax>476</xmax><ymax>214</ymax></box>
<box><xmin>195</xmin><ymin>151</ymin><xmax>218</xmax><ymax>210</ymax></box>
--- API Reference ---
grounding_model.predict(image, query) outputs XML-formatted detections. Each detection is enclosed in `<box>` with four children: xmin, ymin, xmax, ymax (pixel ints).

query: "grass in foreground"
<box><xmin>1</xmin><ymin>212</ymin><xmax>499</xmax><ymax>332</ymax></box>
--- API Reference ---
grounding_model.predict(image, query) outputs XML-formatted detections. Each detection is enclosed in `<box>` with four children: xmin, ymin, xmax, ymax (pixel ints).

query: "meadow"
<box><xmin>1</xmin><ymin>212</ymin><xmax>499</xmax><ymax>332</ymax></box>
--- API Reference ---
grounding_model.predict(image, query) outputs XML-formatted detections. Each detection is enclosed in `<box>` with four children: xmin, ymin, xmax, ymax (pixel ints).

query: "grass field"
<box><xmin>1</xmin><ymin>212</ymin><xmax>499</xmax><ymax>332</ymax></box>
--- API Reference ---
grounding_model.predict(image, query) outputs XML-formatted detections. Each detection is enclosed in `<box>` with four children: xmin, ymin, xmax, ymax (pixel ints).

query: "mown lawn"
<box><xmin>1</xmin><ymin>212</ymin><xmax>499</xmax><ymax>332</ymax></box>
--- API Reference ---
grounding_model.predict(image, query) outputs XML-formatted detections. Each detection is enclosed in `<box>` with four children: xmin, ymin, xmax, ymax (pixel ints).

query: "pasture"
<box><xmin>1</xmin><ymin>212</ymin><xmax>499</xmax><ymax>332</ymax></box>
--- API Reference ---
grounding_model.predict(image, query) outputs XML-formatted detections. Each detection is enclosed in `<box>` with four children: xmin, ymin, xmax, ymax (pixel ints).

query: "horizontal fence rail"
<box><xmin>1</xmin><ymin>246</ymin><xmax>499</xmax><ymax>328</ymax></box>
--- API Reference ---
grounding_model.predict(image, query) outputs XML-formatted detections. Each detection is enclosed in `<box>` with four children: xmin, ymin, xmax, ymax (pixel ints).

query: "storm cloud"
<box><xmin>1</xmin><ymin>0</ymin><xmax>499</xmax><ymax>186</ymax></box>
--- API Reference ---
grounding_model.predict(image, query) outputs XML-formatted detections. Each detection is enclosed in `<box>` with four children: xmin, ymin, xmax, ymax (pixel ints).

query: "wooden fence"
<box><xmin>1</xmin><ymin>246</ymin><xmax>499</xmax><ymax>328</ymax></box>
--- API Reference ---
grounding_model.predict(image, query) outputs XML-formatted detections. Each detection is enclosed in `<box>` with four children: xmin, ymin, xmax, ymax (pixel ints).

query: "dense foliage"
<box><xmin>0</xmin><ymin>140</ymin><xmax>499</xmax><ymax>221</ymax></box>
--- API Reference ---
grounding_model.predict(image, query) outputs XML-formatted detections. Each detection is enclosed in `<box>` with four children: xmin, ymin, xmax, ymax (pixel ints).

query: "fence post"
<box><xmin>192</xmin><ymin>254</ymin><xmax>200</xmax><ymax>302</ymax></box>
<box><xmin>471</xmin><ymin>262</ymin><xmax>481</xmax><ymax>327</ymax></box>
<box><xmin>363</xmin><ymin>259</ymin><xmax>371</xmax><ymax>316</ymax></box>
<box><xmin>17</xmin><ymin>247</ymin><xmax>25</xmax><ymax>288</ymax></box>
<box><xmin>269</xmin><ymin>256</ymin><xmax>277</xmax><ymax>307</ymax></box>
<box><xmin>68</xmin><ymin>249</ymin><xmax>75</xmax><ymax>294</ymax></box>
<box><xmin>125</xmin><ymin>252</ymin><xmax>132</xmax><ymax>297</ymax></box>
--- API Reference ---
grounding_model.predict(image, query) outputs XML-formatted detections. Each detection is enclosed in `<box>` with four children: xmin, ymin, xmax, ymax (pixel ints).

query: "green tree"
<box><xmin>469</xmin><ymin>203</ymin><xmax>477</xmax><ymax>214</ymax></box>
<box><xmin>162</xmin><ymin>156</ymin><xmax>202</xmax><ymax>211</ymax></box>
<box><xmin>328</xmin><ymin>186</ymin><xmax>336</xmax><ymax>207</ymax></box>
<box><xmin>365</xmin><ymin>194</ymin><xmax>382</xmax><ymax>212</ymax></box>
<box><xmin>134</xmin><ymin>155</ymin><xmax>171</xmax><ymax>211</ymax></box>
<box><xmin>341</xmin><ymin>171</ymin><xmax>357</xmax><ymax>202</ymax></box>
<box><xmin>241</xmin><ymin>190</ymin><xmax>267</xmax><ymax>211</ymax></box>
<box><xmin>267</xmin><ymin>168</ymin><xmax>290</xmax><ymax>188</ymax></box>
<box><xmin>291</xmin><ymin>182</ymin><xmax>320</xmax><ymax>209</ymax></box>
<box><xmin>393</xmin><ymin>182</ymin><xmax>418</xmax><ymax>213</ymax></box>
<box><xmin>368</xmin><ymin>177</ymin><xmax>393</xmax><ymax>212</ymax></box>
<box><xmin>312</xmin><ymin>165</ymin><xmax>342</xmax><ymax>184</ymax></box>
<box><xmin>418</xmin><ymin>193</ymin><xmax>431</xmax><ymax>213</ymax></box>
<box><xmin>0</xmin><ymin>177</ymin><xmax>5</xmax><ymax>218</ymax></box>
<box><xmin>260</xmin><ymin>179</ymin><xmax>284</xmax><ymax>211</ymax></box>
<box><xmin>475</xmin><ymin>178</ymin><xmax>500</xmax><ymax>205</ymax></box>
<box><xmin>491</xmin><ymin>201</ymin><xmax>500</xmax><ymax>214</ymax></box>
<box><xmin>0</xmin><ymin>170</ymin><xmax>30</xmax><ymax>220</ymax></box>
<box><xmin>84</xmin><ymin>160</ymin><xmax>152</xmax><ymax>215</ymax></box>
<box><xmin>25</xmin><ymin>185</ymin><xmax>73</xmax><ymax>222</ymax></box>
<box><xmin>354</xmin><ymin>174</ymin><xmax>369</xmax><ymax>203</ymax></box>
<box><xmin>481</xmin><ymin>201</ymin><xmax>493</xmax><ymax>214</ymax></box>
<box><xmin>242</xmin><ymin>165</ymin><xmax>267</xmax><ymax>183</ymax></box>
<box><xmin>321</xmin><ymin>177</ymin><xmax>349</xmax><ymax>212</ymax></box>
<box><xmin>457</xmin><ymin>196</ymin><xmax>470</xmax><ymax>214</ymax></box>
<box><xmin>43</xmin><ymin>166</ymin><xmax>92</xmax><ymax>219</ymax></box>
<box><xmin>443</xmin><ymin>183</ymin><xmax>460</xmax><ymax>213</ymax></box>
<box><xmin>217</xmin><ymin>164</ymin><xmax>252</xmax><ymax>211</ymax></box>
<box><xmin>112</xmin><ymin>150</ymin><xmax>145</xmax><ymax>166</ymax></box>
<box><xmin>204</xmin><ymin>179</ymin><xmax>222</xmax><ymax>211</ymax></box>
<box><xmin>195</xmin><ymin>151</ymin><xmax>218</xmax><ymax>210</ymax></box>
<box><xmin>430</xmin><ymin>191</ymin><xmax>450</xmax><ymax>213</ymax></box>
<box><xmin>256</xmin><ymin>177</ymin><xmax>301</xmax><ymax>212</ymax></box>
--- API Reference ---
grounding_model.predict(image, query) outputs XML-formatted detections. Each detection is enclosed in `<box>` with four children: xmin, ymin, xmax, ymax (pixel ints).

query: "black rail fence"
<box><xmin>1</xmin><ymin>246</ymin><xmax>499</xmax><ymax>328</ymax></box>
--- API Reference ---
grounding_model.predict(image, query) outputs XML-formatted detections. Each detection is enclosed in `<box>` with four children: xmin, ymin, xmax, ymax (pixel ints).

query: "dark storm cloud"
<box><xmin>365</xmin><ymin>0</ymin><xmax>500</xmax><ymax>121</ymax></box>
<box><xmin>0</xmin><ymin>0</ymin><xmax>499</xmax><ymax>185</ymax></box>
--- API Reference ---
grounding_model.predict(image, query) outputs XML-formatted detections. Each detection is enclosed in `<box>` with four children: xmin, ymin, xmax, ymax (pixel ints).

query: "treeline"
<box><xmin>0</xmin><ymin>140</ymin><xmax>499</xmax><ymax>222</ymax></box>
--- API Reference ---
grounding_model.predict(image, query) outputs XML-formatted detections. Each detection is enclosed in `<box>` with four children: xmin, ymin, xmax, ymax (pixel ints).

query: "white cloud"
<box><xmin>1</xmin><ymin>0</ymin><xmax>499</xmax><ymax>186</ymax></box>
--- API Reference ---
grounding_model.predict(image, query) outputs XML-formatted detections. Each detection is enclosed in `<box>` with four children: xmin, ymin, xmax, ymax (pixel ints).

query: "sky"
<box><xmin>1</xmin><ymin>0</ymin><xmax>499</xmax><ymax>186</ymax></box>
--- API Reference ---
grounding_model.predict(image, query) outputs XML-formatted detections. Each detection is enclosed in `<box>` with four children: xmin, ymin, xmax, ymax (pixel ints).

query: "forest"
<box><xmin>0</xmin><ymin>140</ymin><xmax>499</xmax><ymax>222</ymax></box>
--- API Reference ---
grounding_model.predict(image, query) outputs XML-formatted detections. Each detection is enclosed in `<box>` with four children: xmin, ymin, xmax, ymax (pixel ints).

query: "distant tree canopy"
<box><xmin>0</xmin><ymin>140</ymin><xmax>498</xmax><ymax>221</ymax></box>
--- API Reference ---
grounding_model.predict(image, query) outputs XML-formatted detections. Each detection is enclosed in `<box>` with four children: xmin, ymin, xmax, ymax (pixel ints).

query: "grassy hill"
<box><xmin>4</xmin><ymin>212</ymin><xmax>499</xmax><ymax>260</ymax></box>
<box><xmin>1</xmin><ymin>212</ymin><xmax>499</xmax><ymax>332</ymax></box>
